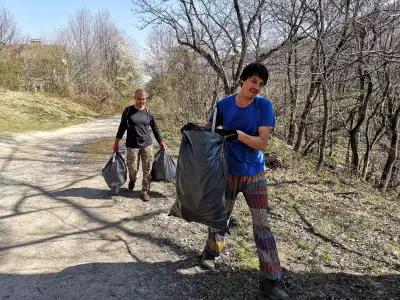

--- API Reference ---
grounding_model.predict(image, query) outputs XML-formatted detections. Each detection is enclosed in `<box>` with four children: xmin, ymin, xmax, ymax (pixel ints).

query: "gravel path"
<box><xmin>0</xmin><ymin>117</ymin><xmax>216</xmax><ymax>300</ymax></box>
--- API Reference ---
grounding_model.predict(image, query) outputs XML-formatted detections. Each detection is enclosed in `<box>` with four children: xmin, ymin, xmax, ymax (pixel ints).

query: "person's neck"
<box><xmin>134</xmin><ymin>104</ymin><xmax>146</xmax><ymax>110</ymax></box>
<box><xmin>235</xmin><ymin>93</ymin><xmax>255</xmax><ymax>108</ymax></box>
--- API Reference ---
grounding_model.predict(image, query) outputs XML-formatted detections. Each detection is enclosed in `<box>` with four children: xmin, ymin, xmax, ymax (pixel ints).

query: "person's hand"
<box><xmin>215</xmin><ymin>128</ymin><xmax>238</xmax><ymax>141</ymax></box>
<box><xmin>160</xmin><ymin>140</ymin><xmax>167</xmax><ymax>149</ymax></box>
<box><xmin>224</xmin><ymin>129</ymin><xmax>238</xmax><ymax>141</ymax></box>
<box><xmin>113</xmin><ymin>142</ymin><xmax>119</xmax><ymax>152</ymax></box>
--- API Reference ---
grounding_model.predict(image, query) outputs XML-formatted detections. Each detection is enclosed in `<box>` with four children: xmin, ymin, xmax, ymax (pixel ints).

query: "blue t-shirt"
<box><xmin>213</xmin><ymin>94</ymin><xmax>276</xmax><ymax>176</ymax></box>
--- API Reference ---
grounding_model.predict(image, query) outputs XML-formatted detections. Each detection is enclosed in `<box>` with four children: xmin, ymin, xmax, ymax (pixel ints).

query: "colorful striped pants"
<box><xmin>204</xmin><ymin>172</ymin><xmax>282</xmax><ymax>280</ymax></box>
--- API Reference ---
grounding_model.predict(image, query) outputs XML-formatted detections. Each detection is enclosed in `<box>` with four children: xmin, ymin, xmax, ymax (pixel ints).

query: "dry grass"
<box><xmin>159</xmin><ymin>119</ymin><xmax>399</xmax><ymax>298</ymax></box>
<box><xmin>222</xmin><ymin>137</ymin><xmax>399</xmax><ymax>298</ymax></box>
<box><xmin>0</xmin><ymin>90</ymin><xmax>98</xmax><ymax>133</ymax></box>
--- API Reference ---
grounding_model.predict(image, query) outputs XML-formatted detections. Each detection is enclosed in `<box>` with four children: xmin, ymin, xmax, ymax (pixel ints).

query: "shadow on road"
<box><xmin>0</xmin><ymin>260</ymin><xmax>398</xmax><ymax>299</ymax></box>
<box><xmin>50</xmin><ymin>187</ymin><xmax>113</xmax><ymax>200</ymax></box>
<box><xmin>115</xmin><ymin>188</ymin><xmax>168</xmax><ymax>200</ymax></box>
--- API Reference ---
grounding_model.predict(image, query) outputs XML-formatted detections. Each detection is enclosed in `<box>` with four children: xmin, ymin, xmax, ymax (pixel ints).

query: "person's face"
<box><xmin>134</xmin><ymin>91</ymin><xmax>147</xmax><ymax>108</ymax></box>
<box><xmin>240</xmin><ymin>75</ymin><xmax>265</xmax><ymax>99</ymax></box>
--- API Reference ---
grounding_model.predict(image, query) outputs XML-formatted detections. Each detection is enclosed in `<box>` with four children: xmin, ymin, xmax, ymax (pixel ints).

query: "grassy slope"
<box><xmin>0</xmin><ymin>90</ymin><xmax>99</xmax><ymax>133</ymax></box>
<box><xmin>226</xmin><ymin>137</ymin><xmax>400</xmax><ymax>298</ymax></box>
<box><xmin>154</xmin><ymin>110</ymin><xmax>399</xmax><ymax>298</ymax></box>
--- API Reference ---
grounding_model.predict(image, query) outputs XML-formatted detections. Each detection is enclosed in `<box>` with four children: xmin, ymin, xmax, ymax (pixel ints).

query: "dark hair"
<box><xmin>240</xmin><ymin>62</ymin><xmax>269</xmax><ymax>86</ymax></box>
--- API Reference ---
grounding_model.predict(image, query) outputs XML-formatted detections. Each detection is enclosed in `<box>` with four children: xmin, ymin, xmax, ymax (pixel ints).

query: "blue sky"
<box><xmin>1</xmin><ymin>0</ymin><xmax>150</xmax><ymax>44</ymax></box>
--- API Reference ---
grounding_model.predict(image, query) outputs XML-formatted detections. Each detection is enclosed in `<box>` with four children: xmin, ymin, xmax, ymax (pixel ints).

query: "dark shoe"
<box><xmin>141</xmin><ymin>191</ymin><xmax>150</xmax><ymax>202</ymax></box>
<box><xmin>198</xmin><ymin>251</ymin><xmax>216</xmax><ymax>271</ymax></box>
<box><xmin>128</xmin><ymin>180</ymin><xmax>135</xmax><ymax>191</ymax></box>
<box><xmin>260</xmin><ymin>278</ymin><xmax>289</xmax><ymax>300</ymax></box>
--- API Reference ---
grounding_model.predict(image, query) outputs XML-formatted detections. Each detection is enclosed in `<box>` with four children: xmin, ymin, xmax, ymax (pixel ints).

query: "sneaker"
<box><xmin>141</xmin><ymin>191</ymin><xmax>150</xmax><ymax>202</ymax></box>
<box><xmin>260</xmin><ymin>278</ymin><xmax>289</xmax><ymax>300</ymax></box>
<box><xmin>198</xmin><ymin>251</ymin><xmax>216</xmax><ymax>271</ymax></box>
<box><xmin>128</xmin><ymin>180</ymin><xmax>135</xmax><ymax>191</ymax></box>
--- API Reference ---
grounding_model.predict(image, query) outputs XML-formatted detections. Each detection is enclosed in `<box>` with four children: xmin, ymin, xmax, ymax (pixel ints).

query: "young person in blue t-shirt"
<box><xmin>200</xmin><ymin>63</ymin><xmax>288</xmax><ymax>299</ymax></box>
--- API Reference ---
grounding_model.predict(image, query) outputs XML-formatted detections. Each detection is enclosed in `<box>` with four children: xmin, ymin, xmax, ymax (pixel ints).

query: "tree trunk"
<box><xmin>349</xmin><ymin>127</ymin><xmax>360</xmax><ymax>173</ymax></box>
<box><xmin>294</xmin><ymin>43</ymin><xmax>319</xmax><ymax>152</ymax></box>
<box><xmin>294</xmin><ymin>84</ymin><xmax>319</xmax><ymax>152</ymax></box>
<box><xmin>287</xmin><ymin>46</ymin><xmax>299</xmax><ymax>146</ymax></box>
<box><xmin>349</xmin><ymin>72</ymin><xmax>372</xmax><ymax>173</ymax></box>
<box><xmin>388</xmin><ymin>157</ymin><xmax>400</xmax><ymax>189</ymax></box>
<box><xmin>361</xmin><ymin>116</ymin><xmax>386</xmax><ymax>179</ymax></box>
<box><xmin>380</xmin><ymin>130</ymin><xmax>399</xmax><ymax>191</ymax></box>
<box><xmin>317</xmin><ymin>80</ymin><xmax>329</xmax><ymax>170</ymax></box>
<box><xmin>380</xmin><ymin>107</ymin><xmax>400</xmax><ymax>191</ymax></box>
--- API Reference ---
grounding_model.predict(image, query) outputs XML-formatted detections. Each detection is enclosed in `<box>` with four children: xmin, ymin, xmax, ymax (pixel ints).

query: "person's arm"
<box><xmin>237</xmin><ymin>126</ymin><xmax>271</xmax><ymax>151</ymax></box>
<box><xmin>149</xmin><ymin>115</ymin><xmax>166</xmax><ymax>148</ymax></box>
<box><xmin>113</xmin><ymin>109</ymin><xmax>127</xmax><ymax>150</ymax></box>
<box><xmin>236</xmin><ymin>98</ymin><xmax>275</xmax><ymax>151</ymax></box>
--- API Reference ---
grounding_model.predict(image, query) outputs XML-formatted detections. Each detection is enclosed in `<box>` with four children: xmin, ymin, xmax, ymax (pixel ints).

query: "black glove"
<box><xmin>215</xmin><ymin>128</ymin><xmax>238</xmax><ymax>141</ymax></box>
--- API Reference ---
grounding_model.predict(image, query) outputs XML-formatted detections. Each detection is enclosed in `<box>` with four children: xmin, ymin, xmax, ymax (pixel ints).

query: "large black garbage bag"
<box><xmin>170</xmin><ymin>123</ymin><xmax>228</xmax><ymax>232</ymax></box>
<box><xmin>102</xmin><ymin>151</ymin><xmax>127</xmax><ymax>194</ymax></box>
<box><xmin>151</xmin><ymin>148</ymin><xmax>176</xmax><ymax>182</ymax></box>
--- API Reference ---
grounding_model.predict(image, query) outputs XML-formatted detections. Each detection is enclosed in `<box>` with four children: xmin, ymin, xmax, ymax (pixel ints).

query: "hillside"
<box><xmin>0</xmin><ymin>90</ymin><xmax>99</xmax><ymax>133</ymax></box>
<box><xmin>139</xmin><ymin>114</ymin><xmax>400</xmax><ymax>298</ymax></box>
<box><xmin>206</xmin><ymin>137</ymin><xmax>400</xmax><ymax>298</ymax></box>
<box><xmin>0</xmin><ymin>95</ymin><xmax>398</xmax><ymax>298</ymax></box>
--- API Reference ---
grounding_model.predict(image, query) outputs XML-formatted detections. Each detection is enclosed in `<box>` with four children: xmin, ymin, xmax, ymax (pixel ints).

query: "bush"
<box><xmin>0</xmin><ymin>53</ymin><xmax>23</xmax><ymax>90</ymax></box>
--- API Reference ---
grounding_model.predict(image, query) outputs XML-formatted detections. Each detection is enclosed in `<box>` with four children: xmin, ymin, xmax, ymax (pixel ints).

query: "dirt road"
<box><xmin>0</xmin><ymin>117</ymin><xmax>218</xmax><ymax>299</ymax></box>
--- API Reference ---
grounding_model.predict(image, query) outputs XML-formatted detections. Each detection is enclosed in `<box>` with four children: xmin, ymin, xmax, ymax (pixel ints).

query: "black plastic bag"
<box><xmin>170</xmin><ymin>123</ymin><xmax>228</xmax><ymax>232</ymax></box>
<box><xmin>102</xmin><ymin>151</ymin><xmax>127</xmax><ymax>194</ymax></box>
<box><xmin>151</xmin><ymin>148</ymin><xmax>176</xmax><ymax>182</ymax></box>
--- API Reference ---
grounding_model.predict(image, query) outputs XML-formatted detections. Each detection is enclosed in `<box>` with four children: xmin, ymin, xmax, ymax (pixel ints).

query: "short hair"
<box><xmin>134</xmin><ymin>88</ymin><xmax>147</xmax><ymax>96</ymax></box>
<box><xmin>240</xmin><ymin>62</ymin><xmax>269</xmax><ymax>86</ymax></box>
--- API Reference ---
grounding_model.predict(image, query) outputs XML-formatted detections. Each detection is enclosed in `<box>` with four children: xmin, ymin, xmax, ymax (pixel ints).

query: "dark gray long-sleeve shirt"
<box><xmin>116</xmin><ymin>106</ymin><xmax>163</xmax><ymax>148</ymax></box>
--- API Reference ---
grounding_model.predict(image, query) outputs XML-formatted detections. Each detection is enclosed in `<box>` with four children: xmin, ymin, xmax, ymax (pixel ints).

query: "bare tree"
<box><xmin>133</xmin><ymin>0</ymin><xmax>306</xmax><ymax>94</ymax></box>
<box><xmin>145</xmin><ymin>27</ymin><xmax>219</xmax><ymax>122</ymax></box>
<box><xmin>360</xmin><ymin>17</ymin><xmax>400</xmax><ymax>179</ymax></box>
<box><xmin>136</xmin><ymin>0</ymin><xmax>400</xmax><ymax>191</ymax></box>
<box><xmin>0</xmin><ymin>7</ymin><xmax>18</xmax><ymax>48</ymax></box>
<box><xmin>267</xmin><ymin>0</ymin><xmax>308</xmax><ymax>146</ymax></box>
<box><xmin>58</xmin><ymin>8</ymin><xmax>96</xmax><ymax>93</ymax></box>
<box><xmin>57</xmin><ymin>9</ymin><xmax>140</xmax><ymax>100</ymax></box>
<box><xmin>380</xmin><ymin>76</ymin><xmax>400</xmax><ymax>191</ymax></box>
<box><xmin>94</xmin><ymin>11</ymin><xmax>121</xmax><ymax>82</ymax></box>
<box><xmin>293</xmin><ymin>0</ymin><xmax>354</xmax><ymax>154</ymax></box>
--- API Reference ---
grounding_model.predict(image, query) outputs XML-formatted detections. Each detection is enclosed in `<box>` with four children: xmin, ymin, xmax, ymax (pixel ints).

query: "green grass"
<box><xmin>296</xmin><ymin>239</ymin><xmax>315</xmax><ymax>250</ymax></box>
<box><xmin>0</xmin><ymin>90</ymin><xmax>98</xmax><ymax>133</ymax></box>
<box><xmin>231</xmin><ymin>240</ymin><xmax>259</xmax><ymax>270</ymax></box>
<box><xmin>319</xmin><ymin>252</ymin><xmax>333</xmax><ymax>262</ymax></box>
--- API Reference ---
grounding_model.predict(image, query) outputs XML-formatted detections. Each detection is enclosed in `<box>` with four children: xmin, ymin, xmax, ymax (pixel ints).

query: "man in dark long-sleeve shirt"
<box><xmin>113</xmin><ymin>89</ymin><xmax>166</xmax><ymax>201</ymax></box>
